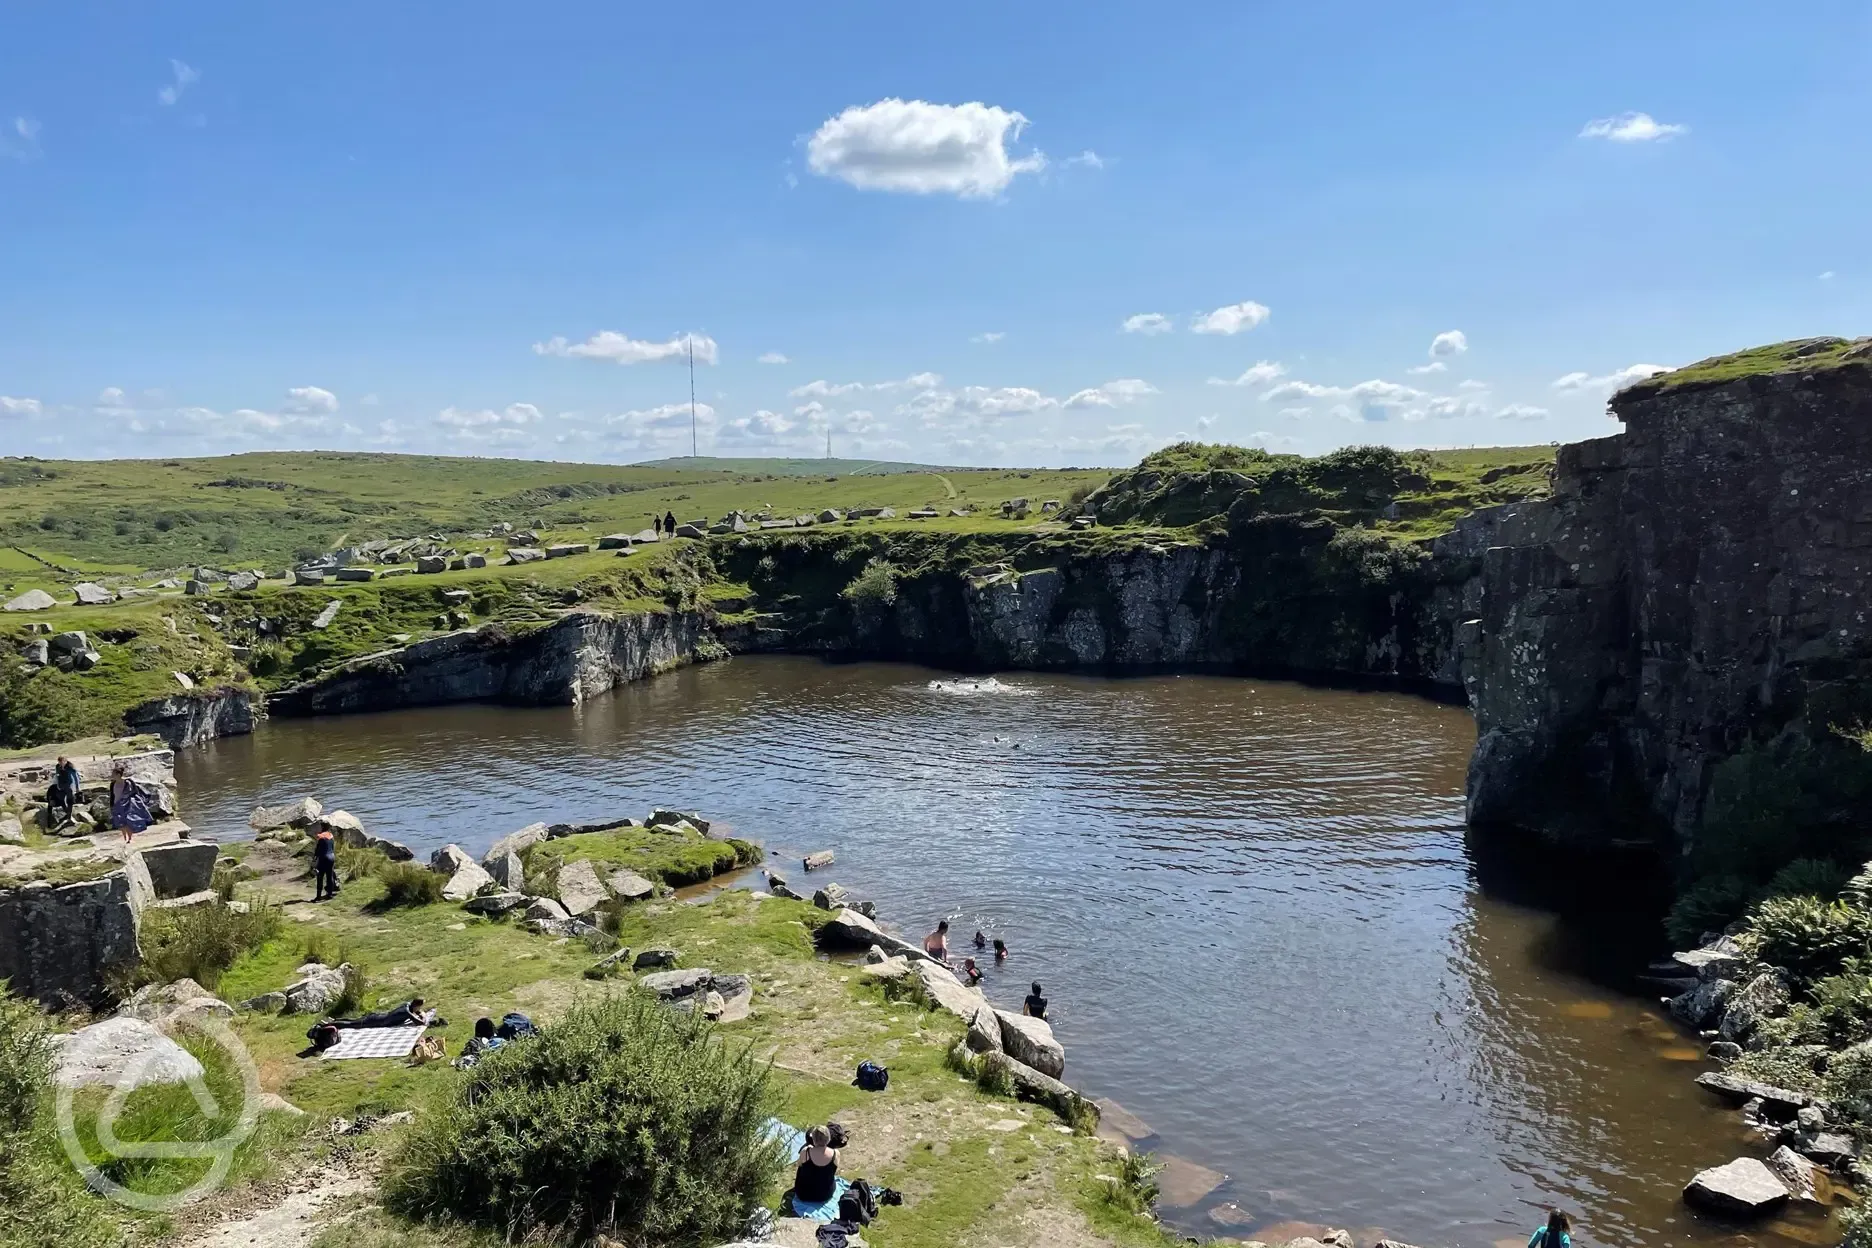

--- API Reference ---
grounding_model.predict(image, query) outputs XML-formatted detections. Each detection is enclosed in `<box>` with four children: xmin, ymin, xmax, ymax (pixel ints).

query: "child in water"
<box><xmin>992</xmin><ymin>938</ymin><xmax>1009</xmax><ymax>961</ymax></box>
<box><xmin>962</xmin><ymin>957</ymin><xmax>983</xmax><ymax>987</ymax></box>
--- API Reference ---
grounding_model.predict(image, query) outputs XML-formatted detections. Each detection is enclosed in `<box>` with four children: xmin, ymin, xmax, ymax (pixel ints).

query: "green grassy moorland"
<box><xmin>26</xmin><ymin>838</ymin><xmax>1178</xmax><ymax>1248</ymax></box>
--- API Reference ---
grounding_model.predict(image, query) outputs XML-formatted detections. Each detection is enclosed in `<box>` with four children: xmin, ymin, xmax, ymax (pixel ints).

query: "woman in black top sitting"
<box><xmin>1023</xmin><ymin>981</ymin><xmax>1048</xmax><ymax>1020</ymax></box>
<box><xmin>794</xmin><ymin>1125</ymin><xmax>840</xmax><ymax>1206</ymax></box>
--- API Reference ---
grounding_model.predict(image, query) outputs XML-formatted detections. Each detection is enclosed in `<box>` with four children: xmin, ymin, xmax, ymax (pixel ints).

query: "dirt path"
<box><xmin>178</xmin><ymin>1170</ymin><xmax>370</xmax><ymax>1248</ymax></box>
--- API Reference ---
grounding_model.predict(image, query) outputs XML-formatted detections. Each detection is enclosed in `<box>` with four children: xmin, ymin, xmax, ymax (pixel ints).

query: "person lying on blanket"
<box><xmin>328</xmin><ymin>998</ymin><xmax>441</xmax><ymax>1030</ymax></box>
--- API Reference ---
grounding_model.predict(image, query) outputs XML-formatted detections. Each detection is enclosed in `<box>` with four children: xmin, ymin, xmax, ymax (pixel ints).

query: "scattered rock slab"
<box><xmin>430</xmin><ymin>843</ymin><xmax>475</xmax><ymax>874</ymax></box>
<box><xmin>639</xmin><ymin>968</ymin><xmax>711</xmax><ymax>999</ymax></box>
<box><xmin>813</xmin><ymin>883</ymin><xmax>851</xmax><ymax>910</ymax></box>
<box><xmin>311</xmin><ymin>601</ymin><xmax>342</xmax><ymax>628</ymax></box>
<box><xmin>73</xmin><ymin>582</ymin><xmax>113</xmax><ymax>605</ymax></box>
<box><xmin>116</xmin><ymin>978</ymin><xmax>233</xmax><ymax>1027</ymax></box>
<box><xmin>912</xmin><ymin>959</ymin><xmax>986</xmax><ymax>1022</ymax></box>
<box><xmin>817</xmin><ymin>907</ymin><xmax>925</xmax><ymax>962</ymax></box>
<box><xmin>803</xmin><ymin>850</ymin><xmax>834</xmax><ymax>871</ymax></box>
<box><xmin>415</xmin><ymin>556</ymin><xmax>447</xmax><ymax>574</ymax></box>
<box><xmin>634</xmin><ymin>947</ymin><xmax>679</xmax><ymax>969</ymax></box>
<box><xmin>1155</xmin><ymin>1153</ymin><xmax>1228</xmax><ymax>1207</ymax></box>
<box><xmin>138</xmin><ymin>841</ymin><xmax>218</xmax><ymax>899</ymax></box>
<box><xmin>4</xmin><ymin>589</ymin><xmax>56</xmax><ymax>612</ymax></box>
<box><xmin>485</xmin><ymin>821</ymin><xmax>548</xmax><ymax>865</ymax></box>
<box><xmin>1799</xmin><ymin>1131</ymin><xmax>1857</xmax><ymax>1167</ymax></box>
<box><xmin>334</xmin><ymin>568</ymin><xmax>376</xmax><ymax>582</ymax></box>
<box><xmin>507</xmin><ymin>548</ymin><xmax>545</xmax><ymax>565</ymax></box>
<box><xmin>597</xmin><ymin>534</ymin><xmax>633</xmax><ymax>550</ymax></box>
<box><xmin>545</xmin><ymin>543</ymin><xmax>590</xmax><ymax>558</ymax></box>
<box><xmin>1696</xmin><ymin>1072</ymin><xmax>1815</xmax><ymax>1115</ymax></box>
<box><xmin>1767</xmin><ymin>1145</ymin><xmax>1830</xmax><ymax>1204</ymax></box>
<box><xmin>1094</xmin><ymin>1097</ymin><xmax>1154</xmax><ymax>1141</ymax></box>
<box><xmin>995</xmin><ymin>1009</ymin><xmax>1064</xmax><ymax>1077</ymax></box>
<box><xmin>555</xmin><ymin>858</ymin><xmax>609</xmax><ymax>916</ymax></box>
<box><xmin>441</xmin><ymin>859</ymin><xmax>494</xmax><ymax>902</ymax></box>
<box><xmin>251</xmin><ymin>797</ymin><xmax>323</xmax><ymax>831</ymax></box>
<box><xmin>1684</xmin><ymin>1157</ymin><xmax>1789</xmax><ymax>1217</ymax></box>
<box><xmin>463</xmin><ymin>890</ymin><xmax>529</xmax><ymax>917</ymax></box>
<box><xmin>965</xmin><ymin>1002</ymin><xmax>1002</xmax><ymax>1054</ymax></box>
<box><xmin>55</xmin><ymin>1017</ymin><xmax>205</xmax><ymax>1090</ymax></box>
<box><xmin>608</xmin><ymin>868</ymin><xmax>654</xmax><ymax>901</ymax></box>
<box><xmin>486</xmin><ymin>850</ymin><xmax>526</xmax><ymax>891</ymax></box>
<box><xmin>525</xmin><ymin>897</ymin><xmax>571</xmax><ymax>923</ymax></box>
<box><xmin>226</xmin><ymin>571</ymin><xmax>260</xmax><ymax>592</ymax></box>
<box><xmin>240</xmin><ymin>991</ymin><xmax>287</xmax><ymax>1013</ymax></box>
<box><xmin>674</xmin><ymin>524</ymin><xmax>706</xmax><ymax>539</ymax></box>
<box><xmin>283</xmin><ymin>963</ymin><xmax>350</xmax><ymax>1014</ymax></box>
<box><xmin>862</xmin><ymin>956</ymin><xmax>912</xmax><ymax>983</ymax></box>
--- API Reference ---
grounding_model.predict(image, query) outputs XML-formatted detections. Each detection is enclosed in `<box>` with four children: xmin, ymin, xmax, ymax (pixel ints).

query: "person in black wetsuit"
<box><xmin>663</xmin><ymin>509</ymin><xmax>678</xmax><ymax>535</ymax></box>
<box><xmin>794</xmin><ymin>1125</ymin><xmax>840</xmax><ymax>1207</ymax></box>
<box><xmin>1023</xmin><ymin>981</ymin><xmax>1048</xmax><ymax>1020</ymax></box>
<box><xmin>311</xmin><ymin>821</ymin><xmax>341</xmax><ymax>901</ymax></box>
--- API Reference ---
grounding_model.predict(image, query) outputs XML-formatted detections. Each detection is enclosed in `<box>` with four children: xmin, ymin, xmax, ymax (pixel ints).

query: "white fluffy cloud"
<box><xmin>1551</xmin><ymin>363</ymin><xmax>1673</xmax><ymax>392</ymax></box>
<box><xmin>1246</xmin><ymin>430</ymin><xmax>1302</xmax><ymax>450</ymax></box>
<box><xmin>1407</xmin><ymin>361</ymin><xmax>1446</xmax><ymax>375</ymax></box>
<box><xmin>806</xmin><ymin>99</ymin><xmax>1045</xmax><ymax>198</ymax></box>
<box><xmin>1191</xmin><ymin>301</ymin><xmax>1270</xmax><ymax>335</ymax></box>
<box><xmin>1121</xmin><ymin>313</ymin><xmax>1173</xmax><ymax>336</ymax></box>
<box><xmin>1263</xmin><ymin>378</ymin><xmax>1423</xmax><ymax>405</ymax></box>
<box><xmin>435</xmin><ymin>402</ymin><xmax>543</xmax><ymax>430</ymax></box>
<box><xmin>757</xmin><ymin>351</ymin><xmax>790</xmax><ymax>364</ymax></box>
<box><xmin>158</xmin><ymin>59</ymin><xmax>199</xmax><ymax>107</ymax></box>
<box><xmin>1430</xmin><ymin>330</ymin><xmax>1468</xmax><ymax>357</ymax></box>
<box><xmin>284</xmin><ymin>385</ymin><xmax>338</xmax><ymax>414</ymax></box>
<box><xmin>534</xmin><ymin>331</ymin><xmax>718</xmax><ymax>366</ymax></box>
<box><xmin>1208</xmin><ymin>361</ymin><xmax>1285</xmax><ymax>387</ymax></box>
<box><xmin>1496</xmin><ymin>404</ymin><xmax>1549</xmax><ymax>421</ymax></box>
<box><xmin>0</xmin><ymin>395</ymin><xmax>41</xmax><ymax>417</ymax></box>
<box><xmin>1064</xmin><ymin>378</ymin><xmax>1156</xmax><ymax>409</ymax></box>
<box><xmin>1580</xmin><ymin>112</ymin><xmax>1686</xmax><ymax>142</ymax></box>
<box><xmin>718</xmin><ymin>409</ymin><xmax>797</xmax><ymax>446</ymax></box>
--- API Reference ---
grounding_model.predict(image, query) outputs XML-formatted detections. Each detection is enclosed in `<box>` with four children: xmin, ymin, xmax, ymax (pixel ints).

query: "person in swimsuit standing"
<box><xmin>923</xmin><ymin>920</ymin><xmax>951</xmax><ymax>963</ymax></box>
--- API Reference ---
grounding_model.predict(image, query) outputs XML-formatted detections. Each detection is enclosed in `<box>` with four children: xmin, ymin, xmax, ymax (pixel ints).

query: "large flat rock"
<box><xmin>55</xmin><ymin>1016</ymin><xmax>204</xmax><ymax>1089</ymax></box>
<box><xmin>1683</xmin><ymin>1157</ymin><xmax>1789</xmax><ymax>1217</ymax></box>
<box><xmin>138</xmin><ymin>841</ymin><xmax>218</xmax><ymax>899</ymax></box>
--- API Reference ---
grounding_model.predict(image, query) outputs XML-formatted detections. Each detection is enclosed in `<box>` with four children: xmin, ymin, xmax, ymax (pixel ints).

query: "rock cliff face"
<box><xmin>270</xmin><ymin>608</ymin><xmax>719</xmax><ymax>718</ymax></box>
<box><xmin>1466</xmin><ymin>348</ymin><xmax>1872</xmax><ymax>858</ymax></box>
<box><xmin>0</xmin><ymin>854</ymin><xmax>152</xmax><ymax>1006</ymax></box>
<box><xmin>124</xmin><ymin>686</ymin><xmax>260</xmax><ymax>748</ymax></box>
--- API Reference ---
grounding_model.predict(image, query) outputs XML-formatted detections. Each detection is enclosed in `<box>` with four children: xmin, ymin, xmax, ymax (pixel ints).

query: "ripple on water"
<box><xmin>177</xmin><ymin>659</ymin><xmax>1748</xmax><ymax>1248</ymax></box>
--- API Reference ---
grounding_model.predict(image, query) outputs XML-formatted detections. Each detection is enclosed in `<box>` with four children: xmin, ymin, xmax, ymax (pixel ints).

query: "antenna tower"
<box><xmin>688</xmin><ymin>337</ymin><xmax>698</xmax><ymax>459</ymax></box>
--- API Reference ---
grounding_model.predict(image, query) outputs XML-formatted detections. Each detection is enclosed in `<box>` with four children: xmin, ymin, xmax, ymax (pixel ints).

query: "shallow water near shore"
<box><xmin>178</xmin><ymin>657</ymin><xmax>1829</xmax><ymax>1248</ymax></box>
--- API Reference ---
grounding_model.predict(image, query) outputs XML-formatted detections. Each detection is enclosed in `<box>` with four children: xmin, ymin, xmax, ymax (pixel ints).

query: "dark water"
<box><xmin>177</xmin><ymin>658</ymin><xmax>1825</xmax><ymax>1248</ymax></box>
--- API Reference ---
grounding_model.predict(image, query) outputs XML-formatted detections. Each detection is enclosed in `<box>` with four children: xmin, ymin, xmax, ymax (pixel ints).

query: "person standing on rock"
<box><xmin>1527</xmin><ymin>1210</ymin><xmax>1571</xmax><ymax>1248</ymax></box>
<box><xmin>311</xmin><ymin>820</ymin><xmax>342</xmax><ymax>901</ymax></box>
<box><xmin>48</xmin><ymin>755</ymin><xmax>81</xmax><ymax>828</ymax></box>
<box><xmin>108</xmin><ymin>762</ymin><xmax>152</xmax><ymax>845</ymax></box>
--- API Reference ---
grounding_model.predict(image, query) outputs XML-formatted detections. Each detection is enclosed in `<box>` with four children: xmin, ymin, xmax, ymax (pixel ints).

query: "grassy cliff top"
<box><xmin>1622</xmin><ymin>336</ymin><xmax>1872</xmax><ymax>396</ymax></box>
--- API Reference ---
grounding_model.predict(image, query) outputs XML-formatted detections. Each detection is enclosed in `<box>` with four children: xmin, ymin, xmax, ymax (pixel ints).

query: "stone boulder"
<box><xmin>1669</xmin><ymin>977</ymin><xmax>1736</xmax><ymax>1030</ymax></box>
<box><xmin>251</xmin><ymin>797</ymin><xmax>322</xmax><ymax>832</ymax></box>
<box><xmin>55</xmin><ymin>1017</ymin><xmax>204</xmax><ymax>1090</ymax></box>
<box><xmin>3</xmin><ymin>588</ymin><xmax>55</xmax><ymax>611</ymax></box>
<box><xmin>0</xmin><ymin>856</ymin><xmax>153</xmax><ymax>1006</ymax></box>
<box><xmin>464</xmin><ymin>890</ymin><xmax>529</xmax><ymax>917</ymax></box>
<box><xmin>995</xmin><ymin>1009</ymin><xmax>1064</xmax><ymax>1077</ymax></box>
<box><xmin>19</xmin><ymin>639</ymin><xmax>48</xmax><ymax>666</ymax></box>
<box><xmin>487</xmin><ymin>850</ymin><xmax>527</xmax><ymax>892</ymax></box>
<box><xmin>674</xmin><ymin>523</ymin><xmax>706</xmax><ymax>539</ymax></box>
<box><xmin>1675</xmin><ymin>939</ymin><xmax>1747</xmax><ymax>982</ymax></box>
<box><xmin>966</xmin><ymin>1003</ymin><xmax>1003</xmax><ymax>1054</ymax></box>
<box><xmin>50</xmin><ymin>630</ymin><xmax>89</xmax><ymax>653</ymax></box>
<box><xmin>240</xmin><ymin>991</ymin><xmax>287</xmax><ymax>1013</ymax></box>
<box><xmin>813</xmin><ymin>883</ymin><xmax>851</xmax><ymax>910</ymax></box>
<box><xmin>555</xmin><ymin>858</ymin><xmax>609</xmax><ymax>916</ymax></box>
<box><xmin>117</xmin><ymin>979</ymin><xmax>233</xmax><ymax>1027</ymax></box>
<box><xmin>597</xmin><ymin>534</ymin><xmax>633</xmax><ymax>549</ymax></box>
<box><xmin>816</xmin><ymin>907</ymin><xmax>925</xmax><ymax>961</ymax></box>
<box><xmin>525</xmin><ymin>897</ymin><xmax>571</xmax><ymax>923</ymax></box>
<box><xmin>911</xmin><ymin>959</ymin><xmax>985</xmax><ymax>1022</ymax></box>
<box><xmin>138</xmin><ymin>841</ymin><xmax>218</xmax><ymax>899</ymax></box>
<box><xmin>430</xmin><ymin>843</ymin><xmax>475</xmax><ymax>874</ymax></box>
<box><xmin>976</xmin><ymin>1050</ymin><xmax>1091</xmax><ymax>1122</ymax></box>
<box><xmin>1721</xmin><ymin>971</ymin><xmax>1791</xmax><ymax>1047</ymax></box>
<box><xmin>861</xmin><ymin>956</ymin><xmax>912</xmax><ymax>983</ymax></box>
<box><xmin>283</xmin><ymin>963</ymin><xmax>351</xmax><ymax>1014</ymax></box>
<box><xmin>545</xmin><ymin>543</ymin><xmax>590</xmax><ymax>558</ymax></box>
<box><xmin>485</xmin><ymin>821</ymin><xmax>548</xmax><ymax>865</ymax></box>
<box><xmin>73</xmin><ymin>582</ymin><xmax>113</xmax><ymax>605</ymax></box>
<box><xmin>1683</xmin><ymin>1157</ymin><xmax>1788</xmax><ymax>1217</ymax></box>
<box><xmin>634</xmin><ymin>947</ymin><xmax>679</xmax><ymax>969</ymax></box>
<box><xmin>415</xmin><ymin>556</ymin><xmax>447</xmax><ymax>574</ymax></box>
<box><xmin>608</xmin><ymin>868</ymin><xmax>654</xmax><ymax>901</ymax></box>
<box><xmin>441</xmin><ymin>859</ymin><xmax>494</xmax><ymax>902</ymax></box>
<box><xmin>1766</xmin><ymin>1145</ymin><xmax>1828</xmax><ymax>1204</ymax></box>
<box><xmin>639</xmin><ymin>968</ymin><xmax>711</xmax><ymax>1000</ymax></box>
<box><xmin>650</xmin><ymin>808</ymin><xmax>711</xmax><ymax>834</ymax></box>
<box><xmin>507</xmin><ymin>547</ymin><xmax>545</xmax><ymax>564</ymax></box>
<box><xmin>227</xmin><ymin>571</ymin><xmax>261</xmax><ymax>592</ymax></box>
<box><xmin>0</xmin><ymin>816</ymin><xmax>22</xmax><ymax>844</ymax></box>
<box><xmin>1695</xmin><ymin>1072</ymin><xmax>1815</xmax><ymax>1115</ymax></box>
<box><xmin>803</xmin><ymin>850</ymin><xmax>834</xmax><ymax>871</ymax></box>
<box><xmin>323</xmin><ymin>811</ymin><xmax>414</xmax><ymax>861</ymax></box>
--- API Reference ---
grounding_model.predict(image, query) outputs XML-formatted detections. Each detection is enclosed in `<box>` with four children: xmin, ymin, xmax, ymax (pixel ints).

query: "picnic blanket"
<box><xmin>786</xmin><ymin>1177</ymin><xmax>850</xmax><ymax>1223</ymax></box>
<box><xmin>320</xmin><ymin>1024</ymin><xmax>428</xmax><ymax>1061</ymax></box>
<box><xmin>763</xmin><ymin>1118</ymin><xmax>850</xmax><ymax>1222</ymax></box>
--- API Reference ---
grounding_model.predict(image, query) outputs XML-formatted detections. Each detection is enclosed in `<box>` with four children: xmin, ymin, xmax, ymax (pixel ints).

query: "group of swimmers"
<box><xmin>921</xmin><ymin>919</ymin><xmax>1048</xmax><ymax>1020</ymax></box>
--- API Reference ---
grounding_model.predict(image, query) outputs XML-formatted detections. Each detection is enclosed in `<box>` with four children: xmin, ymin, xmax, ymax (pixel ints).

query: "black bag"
<box><xmin>306</xmin><ymin>1022</ymin><xmax>341</xmax><ymax>1052</ymax></box>
<box><xmin>495</xmin><ymin>1011</ymin><xmax>538</xmax><ymax>1040</ymax></box>
<box><xmin>853</xmin><ymin>1061</ymin><xmax>888</xmax><ymax>1092</ymax></box>
<box><xmin>826</xmin><ymin>1121</ymin><xmax>850</xmax><ymax>1148</ymax></box>
<box><xmin>838</xmin><ymin>1179</ymin><xmax>880</xmax><ymax>1227</ymax></box>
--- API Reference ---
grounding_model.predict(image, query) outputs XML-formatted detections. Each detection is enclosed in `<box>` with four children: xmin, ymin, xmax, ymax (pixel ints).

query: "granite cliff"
<box><xmin>1464</xmin><ymin>338</ymin><xmax>1872</xmax><ymax>874</ymax></box>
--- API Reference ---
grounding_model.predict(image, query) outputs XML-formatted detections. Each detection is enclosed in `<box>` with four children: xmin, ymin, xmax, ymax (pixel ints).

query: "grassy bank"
<box><xmin>27</xmin><ymin>839</ymin><xmax>1173</xmax><ymax>1248</ymax></box>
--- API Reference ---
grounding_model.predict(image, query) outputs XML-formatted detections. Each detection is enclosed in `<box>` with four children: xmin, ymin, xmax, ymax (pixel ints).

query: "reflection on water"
<box><xmin>177</xmin><ymin>657</ymin><xmax>1803</xmax><ymax>1248</ymax></box>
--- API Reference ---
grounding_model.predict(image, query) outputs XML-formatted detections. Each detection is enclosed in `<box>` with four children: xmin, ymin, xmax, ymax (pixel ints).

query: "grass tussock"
<box><xmin>0</xmin><ymin>986</ymin><xmax>121</xmax><ymax>1248</ymax></box>
<box><xmin>135</xmin><ymin>898</ymin><xmax>283</xmax><ymax>991</ymax></box>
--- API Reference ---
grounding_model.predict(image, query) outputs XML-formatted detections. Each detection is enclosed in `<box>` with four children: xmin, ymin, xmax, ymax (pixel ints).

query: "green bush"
<box><xmin>136</xmin><ymin>899</ymin><xmax>283</xmax><ymax>990</ymax></box>
<box><xmin>1800</xmin><ymin>969</ymin><xmax>1872</xmax><ymax>1045</ymax></box>
<box><xmin>0</xmin><ymin>987</ymin><xmax>120</xmax><ymax>1248</ymax></box>
<box><xmin>840</xmin><ymin>558</ymin><xmax>898</xmax><ymax>609</ymax></box>
<box><xmin>975</xmin><ymin>1054</ymin><xmax>1015</xmax><ymax>1098</ymax></box>
<box><xmin>1666</xmin><ymin>875</ymin><xmax>1753</xmax><ymax>948</ymax></box>
<box><xmin>384</xmin><ymin>994</ymin><xmax>783</xmax><ymax>1245</ymax></box>
<box><xmin>1765</xmin><ymin>858</ymin><xmax>1855</xmax><ymax>902</ymax></box>
<box><xmin>337</xmin><ymin>845</ymin><xmax>390</xmax><ymax>883</ymax></box>
<box><xmin>1742</xmin><ymin>896</ymin><xmax>1872</xmax><ymax>986</ymax></box>
<box><xmin>1097</xmin><ymin>1150</ymin><xmax>1162</xmax><ymax>1215</ymax></box>
<box><xmin>376</xmin><ymin>862</ymin><xmax>446</xmax><ymax>908</ymax></box>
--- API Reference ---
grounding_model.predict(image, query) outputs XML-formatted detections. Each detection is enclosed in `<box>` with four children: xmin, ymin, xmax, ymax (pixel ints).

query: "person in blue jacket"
<box><xmin>1528</xmin><ymin>1210</ymin><xmax>1571</xmax><ymax>1248</ymax></box>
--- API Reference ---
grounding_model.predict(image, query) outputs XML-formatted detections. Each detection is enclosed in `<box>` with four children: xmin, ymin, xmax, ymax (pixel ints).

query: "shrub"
<box><xmin>384</xmin><ymin>994</ymin><xmax>783</xmax><ymax>1245</ymax></box>
<box><xmin>974</xmin><ymin>1054</ymin><xmax>1015</xmax><ymax>1098</ymax></box>
<box><xmin>136</xmin><ymin>899</ymin><xmax>283</xmax><ymax>990</ymax></box>
<box><xmin>1765</xmin><ymin>858</ymin><xmax>1855</xmax><ymax>902</ymax></box>
<box><xmin>1666</xmin><ymin>875</ymin><xmax>1753</xmax><ymax>948</ymax></box>
<box><xmin>331</xmin><ymin>964</ymin><xmax>369</xmax><ymax>1017</ymax></box>
<box><xmin>1799</xmin><ymin>969</ymin><xmax>1872</xmax><ymax>1045</ymax></box>
<box><xmin>376</xmin><ymin>862</ymin><xmax>446</xmax><ymax>908</ymax></box>
<box><xmin>840</xmin><ymin>559</ymin><xmax>898</xmax><ymax>609</ymax></box>
<box><xmin>337</xmin><ymin>845</ymin><xmax>389</xmax><ymax>883</ymax></box>
<box><xmin>1098</xmin><ymin>1149</ymin><xmax>1162</xmax><ymax>1215</ymax></box>
<box><xmin>300</xmin><ymin>930</ymin><xmax>345</xmax><ymax>966</ymax></box>
<box><xmin>1742</xmin><ymin>896</ymin><xmax>1872</xmax><ymax>986</ymax></box>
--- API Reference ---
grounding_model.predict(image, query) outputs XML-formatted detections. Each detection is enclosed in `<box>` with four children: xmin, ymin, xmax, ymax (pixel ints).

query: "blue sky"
<box><xmin>2</xmin><ymin>3</ymin><xmax>1868</xmax><ymax>467</ymax></box>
